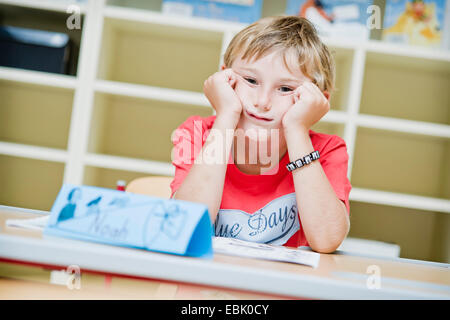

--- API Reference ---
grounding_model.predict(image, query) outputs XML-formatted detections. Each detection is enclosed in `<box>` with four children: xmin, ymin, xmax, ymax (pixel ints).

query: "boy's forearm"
<box><xmin>173</xmin><ymin>115</ymin><xmax>237</xmax><ymax>222</ymax></box>
<box><xmin>284</xmin><ymin>126</ymin><xmax>350</xmax><ymax>253</ymax></box>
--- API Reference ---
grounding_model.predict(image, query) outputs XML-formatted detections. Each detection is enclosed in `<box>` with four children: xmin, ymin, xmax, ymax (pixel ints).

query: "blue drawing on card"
<box><xmin>144</xmin><ymin>201</ymin><xmax>187</xmax><ymax>247</ymax></box>
<box><xmin>57</xmin><ymin>187</ymin><xmax>82</xmax><ymax>223</ymax></box>
<box><xmin>86</xmin><ymin>196</ymin><xmax>102</xmax><ymax>216</ymax></box>
<box><xmin>45</xmin><ymin>184</ymin><xmax>213</xmax><ymax>257</ymax></box>
<box><xmin>107</xmin><ymin>197</ymin><xmax>130</xmax><ymax>208</ymax></box>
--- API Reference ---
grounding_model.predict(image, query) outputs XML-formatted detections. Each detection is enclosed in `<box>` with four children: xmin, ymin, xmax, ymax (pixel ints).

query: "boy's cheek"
<box><xmin>272</xmin><ymin>96</ymin><xmax>294</xmax><ymax>112</ymax></box>
<box><xmin>234</xmin><ymin>83</ymin><xmax>254</xmax><ymax>105</ymax></box>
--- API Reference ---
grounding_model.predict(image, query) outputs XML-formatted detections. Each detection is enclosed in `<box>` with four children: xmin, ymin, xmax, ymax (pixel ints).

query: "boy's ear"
<box><xmin>323</xmin><ymin>91</ymin><xmax>330</xmax><ymax>101</ymax></box>
<box><xmin>220</xmin><ymin>64</ymin><xmax>227</xmax><ymax>70</ymax></box>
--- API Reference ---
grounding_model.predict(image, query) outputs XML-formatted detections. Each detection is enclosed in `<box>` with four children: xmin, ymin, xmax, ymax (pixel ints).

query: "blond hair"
<box><xmin>223</xmin><ymin>15</ymin><xmax>335</xmax><ymax>94</ymax></box>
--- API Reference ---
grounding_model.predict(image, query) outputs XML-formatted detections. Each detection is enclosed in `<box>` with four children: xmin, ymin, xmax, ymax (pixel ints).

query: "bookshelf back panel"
<box><xmin>98</xmin><ymin>18</ymin><xmax>223</xmax><ymax>92</ymax></box>
<box><xmin>360</xmin><ymin>52</ymin><xmax>450</xmax><ymax>125</ymax></box>
<box><xmin>328</xmin><ymin>47</ymin><xmax>354</xmax><ymax>111</ymax></box>
<box><xmin>348</xmin><ymin>201</ymin><xmax>448</xmax><ymax>263</ymax></box>
<box><xmin>351</xmin><ymin>127</ymin><xmax>450</xmax><ymax>199</ymax></box>
<box><xmin>0</xmin><ymin>81</ymin><xmax>73</xmax><ymax>150</ymax></box>
<box><xmin>0</xmin><ymin>155</ymin><xmax>64</xmax><ymax>211</ymax></box>
<box><xmin>311</xmin><ymin>122</ymin><xmax>345</xmax><ymax>138</ymax></box>
<box><xmin>88</xmin><ymin>93</ymin><xmax>213</xmax><ymax>162</ymax></box>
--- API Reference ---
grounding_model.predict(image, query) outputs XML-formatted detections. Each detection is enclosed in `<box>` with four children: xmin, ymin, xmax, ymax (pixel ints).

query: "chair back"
<box><xmin>125</xmin><ymin>176</ymin><xmax>173</xmax><ymax>199</ymax></box>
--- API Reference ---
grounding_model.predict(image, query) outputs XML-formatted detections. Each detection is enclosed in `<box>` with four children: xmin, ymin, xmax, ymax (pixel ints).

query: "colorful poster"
<box><xmin>383</xmin><ymin>0</ymin><xmax>447</xmax><ymax>48</ymax></box>
<box><xmin>286</xmin><ymin>0</ymin><xmax>373</xmax><ymax>40</ymax></box>
<box><xmin>162</xmin><ymin>0</ymin><xmax>263</xmax><ymax>24</ymax></box>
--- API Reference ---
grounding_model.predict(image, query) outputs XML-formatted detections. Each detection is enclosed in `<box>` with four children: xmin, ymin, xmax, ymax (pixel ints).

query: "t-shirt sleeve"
<box><xmin>169</xmin><ymin>115</ymin><xmax>212</xmax><ymax>198</ymax></box>
<box><xmin>319</xmin><ymin>135</ymin><xmax>352</xmax><ymax>214</ymax></box>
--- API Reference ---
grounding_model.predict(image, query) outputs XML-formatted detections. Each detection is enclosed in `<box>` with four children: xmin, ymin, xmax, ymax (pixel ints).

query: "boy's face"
<box><xmin>229</xmin><ymin>49</ymin><xmax>312</xmax><ymax>137</ymax></box>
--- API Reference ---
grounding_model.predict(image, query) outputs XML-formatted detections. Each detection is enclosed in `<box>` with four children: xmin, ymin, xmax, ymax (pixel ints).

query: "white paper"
<box><xmin>213</xmin><ymin>237</ymin><xmax>320</xmax><ymax>268</ymax></box>
<box><xmin>6</xmin><ymin>215</ymin><xmax>49</xmax><ymax>231</ymax></box>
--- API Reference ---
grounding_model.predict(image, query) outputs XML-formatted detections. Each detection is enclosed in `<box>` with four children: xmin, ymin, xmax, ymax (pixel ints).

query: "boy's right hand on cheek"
<box><xmin>203</xmin><ymin>68</ymin><xmax>243</xmax><ymax>123</ymax></box>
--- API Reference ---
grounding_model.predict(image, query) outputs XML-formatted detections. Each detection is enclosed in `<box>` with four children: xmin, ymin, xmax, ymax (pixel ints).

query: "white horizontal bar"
<box><xmin>0</xmin><ymin>0</ymin><xmax>87</xmax><ymax>13</ymax></box>
<box><xmin>364</xmin><ymin>40</ymin><xmax>450</xmax><ymax>62</ymax></box>
<box><xmin>95</xmin><ymin>80</ymin><xmax>349</xmax><ymax>124</ymax></box>
<box><xmin>322</xmin><ymin>110</ymin><xmax>349</xmax><ymax>124</ymax></box>
<box><xmin>0</xmin><ymin>141</ymin><xmax>68</xmax><ymax>163</ymax></box>
<box><xmin>84</xmin><ymin>153</ymin><xmax>175</xmax><ymax>176</ymax></box>
<box><xmin>350</xmin><ymin>187</ymin><xmax>450</xmax><ymax>214</ymax></box>
<box><xmin>104</xmin><ymin>5</ymin><xmax>245</xmax><ymax>33</ymax></box>
<box><xmin>323</xmin><ymin>36</ymin><xmax>450</xmax><ymax>62</ymax></box>
<box><xmin>321</xmin><ymin>36</ymin><xmax>363</xmax><ymax>51</ymax></box>
<box><xmin>95</xmin><ymin>79</ymin><xmax>211</xmax><ymax>107</ymax></box>
<box><xmin>0</xmin><ymin>66</ymin><xmax>77</xmax><ymax>89</ymax></box>
<box><xmin>356</xmin><ymin>114</ymin><xmax>450</xmax><ymax>139</ymax></box>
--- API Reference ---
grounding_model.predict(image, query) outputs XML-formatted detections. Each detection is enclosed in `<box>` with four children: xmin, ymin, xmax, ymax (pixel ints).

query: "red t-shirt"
<box><xmin>170</xmin><ymin>115</ymin><xmax>352</xmax><ymax>248</ymax></box>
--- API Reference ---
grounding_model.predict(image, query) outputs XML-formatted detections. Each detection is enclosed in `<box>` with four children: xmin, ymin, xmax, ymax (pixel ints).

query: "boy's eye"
<box><xmin>244</xmin><ymin>77</ymin><xmax>257</xmax><ymax>85</ymax></box>
<box><xmin>280</xmin><ymin>86</ymin><xmax>293</xmax><ymax>93</ymax></box>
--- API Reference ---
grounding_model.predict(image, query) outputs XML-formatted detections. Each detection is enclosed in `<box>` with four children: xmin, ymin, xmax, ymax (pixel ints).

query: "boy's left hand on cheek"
<box><xmin>281</xmin><ymin>82</ymin><xmax>330</xmax><ymax>133</ymax></box>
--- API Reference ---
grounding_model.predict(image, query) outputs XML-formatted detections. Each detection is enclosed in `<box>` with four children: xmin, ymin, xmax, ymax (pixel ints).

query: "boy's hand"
<box><xmin>203</xmin><ymin>69</ymin><xmax>243</xmax><ymax>124</ymax></box>
<box><xmin>281</xmin><ymin>82</ymin><xmax>330</xmax><ymax>133</ymax></box>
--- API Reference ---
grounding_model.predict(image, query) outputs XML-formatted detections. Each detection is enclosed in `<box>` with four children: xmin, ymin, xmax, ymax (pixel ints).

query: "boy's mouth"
<box><xmin>246</xmin><ymin>110</ymin><xmax>273</xmax><ymax>122</ymax></box>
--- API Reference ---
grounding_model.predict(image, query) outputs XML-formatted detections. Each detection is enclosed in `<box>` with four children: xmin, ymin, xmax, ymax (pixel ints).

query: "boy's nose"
<box><xmin>254</xmin><ymin>88</ymin><xmax>272</xmax><ymax>111</ymax></box>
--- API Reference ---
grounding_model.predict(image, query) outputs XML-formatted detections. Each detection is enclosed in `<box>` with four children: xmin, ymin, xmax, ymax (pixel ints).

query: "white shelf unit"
<box><xmin>0</xmin><ymin>0</ymin><xmax>449</xmax><ymax>262</ymax></box>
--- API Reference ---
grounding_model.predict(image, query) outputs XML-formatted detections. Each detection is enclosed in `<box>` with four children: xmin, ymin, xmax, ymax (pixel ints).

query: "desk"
<box><xmin>0</xmin><ymin>205</ymin><xmax>449</xmax><ymax>300</ymax></box>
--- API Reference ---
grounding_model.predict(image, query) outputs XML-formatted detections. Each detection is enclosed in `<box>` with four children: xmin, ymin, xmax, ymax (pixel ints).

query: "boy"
<box><xmin>170</xmin><ymin>16</ymin><xmax>351</xmax><ymax>253</ymax></box>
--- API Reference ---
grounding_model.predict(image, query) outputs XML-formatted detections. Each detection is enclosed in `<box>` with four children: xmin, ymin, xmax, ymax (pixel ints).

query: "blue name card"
<box><xmin>44</xmin><ymin>184</ymin><xmax>213</xmax><ymax>258</ymax></box>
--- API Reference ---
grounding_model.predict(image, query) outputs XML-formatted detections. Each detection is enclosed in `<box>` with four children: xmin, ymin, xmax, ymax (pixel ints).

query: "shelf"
<box><xmin>0</xmin><ymin>141</ymin><xmax>67</xmax><ymax>163</ymax></box>
<box><xmin>0</xmin><ymin>3</ymin><xmax>85</xmax><ymax>76</ymax></box>
<box><xmin>104</xmin><ymin>3</ymin><xmax>245</xmax><ymax>33</ymax></box>
<box><xmin>0</xmin><ymin>154</ymin><xmax>65</xmax><ymax>211</ymax></box>
<box><xmin>348</xmin><ymin>201</ymin><xmax>449</xmax><ymax>263</ymax></box>
<box><xmin>83</xmin><ymin>165</ymin><xmax>169</xmax><ymax>190</ymax></box>
<box><xmin>360</xmin><ymin>51</ymin><xmax>450</xmax><ymax>125</ymax></box>
<box><xmin>356</xmin><ymin>114</ymin><xmax>450</xmax><ymax>139</ymax></box>
<box><xmin>364</xmin><ymin>39</ymin><xmax>450</xmax><ymax>63</ymax></box>
<box><xmin>88</xmin><ymin>92</ymin><xmax>213</xmax><ymax>162</ymax></box>
<box><xmin>95</xmin><ymin>79</ymin><xmax>209</xmax><ymax>107</ymax></box>
<box><xmin>84</xmin><ymin>153</ymin><xmax>174</xmax><ymax>176</ymax></box>
<box><xmin>97</xmin><ymin>16</ymin><xmax>223</xmax><ymax>92</ymax></box>
<box><xmin>0</xmin><ymin>80</ymin><xmax>74</xmax><ymax>150</ymax></box>
<box><xmin>105</xmin><ymin>3</ymin><xmax>450</xmax><ymax>61</ymax></box>
<box><xmin>350</xmin><ymin>188</ymin><xmax>450</xmax><ymax>214</ymax></box>
<box><xmin>0</xmin><ymin>66</ymin><xmax>77</xmax><ymax>89</ymax></box>
<box><xmin>106</xmin><ymin>0</ymin><xmax>288</xmax><ymax>30</ymax></box>
<box><xmin>351</xmin><ymin>127</ymin><xmax>450</xmax><ymax>200</ymax></box>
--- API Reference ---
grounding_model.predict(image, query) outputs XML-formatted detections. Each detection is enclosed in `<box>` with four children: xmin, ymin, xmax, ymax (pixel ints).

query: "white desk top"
<box><xmin>0</xmin><ymin>205</ymin><xmax>449</xmax><ymax>299</ymax></box>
